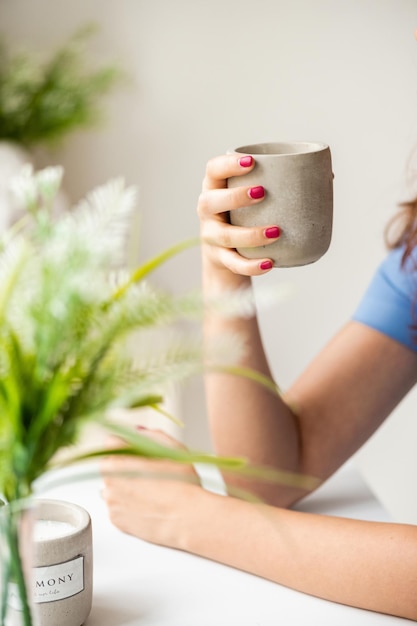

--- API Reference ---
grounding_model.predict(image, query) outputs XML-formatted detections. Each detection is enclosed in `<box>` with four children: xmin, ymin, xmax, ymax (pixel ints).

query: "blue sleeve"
<box><xmin>352</xmin><ymin>246</ymin><xmax>417</xmax><ymax>352</ymax></box>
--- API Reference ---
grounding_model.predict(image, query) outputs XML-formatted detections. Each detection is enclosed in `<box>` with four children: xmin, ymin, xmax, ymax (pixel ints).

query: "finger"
<box><xmin>101</xmin><ymin>427</ymin><xmax>190</xmax><ymax>477</ymax></box>
<box><xmin>101</xmin><ymin>455</ymin><xmax>168</xmax><ymax>484</ymax></box>
<box><xmin>198</xmin><ymin>184</ymin><xmax>264</xmax><ymax>220</ymax></box>
<box><xmin>217</xmin><ymin>247</ymin><xmax>274</xmax><ymax>276</ymax></box>
<box><xmin>202</xmin><ymin>153</ymin><xmax>255</xmax><ymax>191</ymax></box>
<box><xmin>135</xmin><ymin>426</ymin><xmax>187</xmax><ymax>451</ymax></box>
<box><xmin>103</xmin><ymin>435</ymin><xmax>124</xmax><ymax>449</ymax></box>
<box><xmin>102</xmin><ymin>455</ymin><xmax>194</xmax><ymax>486</ymax></box>
<box><xmin>202</xmin><ymin>220</ymin><xmax>281</xmax><ymax>250</ymax></box>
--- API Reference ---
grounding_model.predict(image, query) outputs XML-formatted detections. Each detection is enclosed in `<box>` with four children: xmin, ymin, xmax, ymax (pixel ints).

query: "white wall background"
<box><xmin>2</xmin><ymin>0</ymin><xmax>417</xmax><ymax>519</ymax></box>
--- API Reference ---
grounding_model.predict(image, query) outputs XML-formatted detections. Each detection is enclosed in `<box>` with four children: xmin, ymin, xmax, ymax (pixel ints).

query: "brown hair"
<box><xmin>385</xmin><ymin>197</ymin><xmax>417</xmax><ymax>334</ymax></box>
<box><xmin>386</xmin><ymin>146</ymin><xmax>417</xmax><ymax>265</ymax></box>
<box><xmin>385</xmin><ymin>197</ymin><xmax>417</xmax><ymax>266</ymax></box>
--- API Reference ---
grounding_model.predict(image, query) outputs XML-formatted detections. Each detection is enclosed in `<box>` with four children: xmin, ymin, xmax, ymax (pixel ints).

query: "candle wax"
<box><xmin>34</xmin><ymin>519</ymin><xmax>75</xmax><ymax>542</ymax></box>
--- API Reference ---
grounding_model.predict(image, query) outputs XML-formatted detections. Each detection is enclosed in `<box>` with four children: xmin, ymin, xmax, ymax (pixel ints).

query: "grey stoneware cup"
<box><xmin>32</xmin><ymin>499</ymin><xmax>93</xmax><ymax>626</ymax></box>
<box><xmin>227</xmin><ymin>141</ymin><xmax>333</xmax><ymax>267</ymax></box>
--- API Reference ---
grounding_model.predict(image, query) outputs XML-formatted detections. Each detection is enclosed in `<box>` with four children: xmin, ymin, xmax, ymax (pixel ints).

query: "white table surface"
<box><xmin>35</xmin><ymin>461</ymin><xmax>414</xmax><ymax>626</ymax></box>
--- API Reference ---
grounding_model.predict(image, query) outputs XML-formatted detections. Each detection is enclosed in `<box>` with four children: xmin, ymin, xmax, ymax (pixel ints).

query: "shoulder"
<box><xmin>353</xmin><ymin>246</ymin><xmax>417</xmax><ymax>352</ymax></box>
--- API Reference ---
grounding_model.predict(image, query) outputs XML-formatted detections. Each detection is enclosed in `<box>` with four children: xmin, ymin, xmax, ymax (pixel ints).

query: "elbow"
<box><xmin>222</xmin><ymin>467</ymin><xmax>320</xmax><ymax>509</ymax></box>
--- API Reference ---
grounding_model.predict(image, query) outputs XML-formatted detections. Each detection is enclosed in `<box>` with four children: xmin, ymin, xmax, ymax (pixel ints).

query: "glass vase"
<box><xmin>0</xmin><ymin>499</ymin><xmax>35</xmax><ymax>626</ymax></box>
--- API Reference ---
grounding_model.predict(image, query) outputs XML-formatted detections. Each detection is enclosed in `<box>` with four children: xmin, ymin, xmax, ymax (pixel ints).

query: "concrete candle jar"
<box><xmin>228</xmin><ymin>141</ymin><xmax>334</xmax><ymax>268</ymax></box>
<box><xmin>32</xmin><ymin>499</ymin><xmax>93</xmax><ymax>626</ymax></box>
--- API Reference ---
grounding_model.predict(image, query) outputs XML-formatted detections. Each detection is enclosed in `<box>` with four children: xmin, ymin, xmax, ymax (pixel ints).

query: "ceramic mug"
<box><xmin>32</xmin><ymin>499</ymin><xmax>93</xmax><ymax>626</ymax></box>
<box><xmin>227</xmin><ymin>141</ymin><xmax>333</xmax><ymax>267</ymax></box>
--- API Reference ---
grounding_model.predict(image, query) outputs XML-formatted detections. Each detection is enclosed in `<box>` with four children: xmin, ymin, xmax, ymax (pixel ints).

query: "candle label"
<box><xmin>33</xmin><ymin>555</ymin><xmax>85</xmax><ymax>603</ymax></box>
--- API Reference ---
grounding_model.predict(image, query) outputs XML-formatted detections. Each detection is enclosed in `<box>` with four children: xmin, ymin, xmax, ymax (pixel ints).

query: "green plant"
<box><xmin>0</xmin><ymin>25</ymin><xmax>120</xmax><ymax>147</ymax></box>
<box><xmin>0</xmin><ymin>165</ymin><xmax>243</xmax><ymax>625</ymax></box>
<box><xmin>0</xmin><ymin>164</ymin><xmax>315</xmax><ymax>625</ymax></box>
<box><xmin>0</xmin><ymin>164</ymin><xmax>247</xmax><ymax>502</ymax></box>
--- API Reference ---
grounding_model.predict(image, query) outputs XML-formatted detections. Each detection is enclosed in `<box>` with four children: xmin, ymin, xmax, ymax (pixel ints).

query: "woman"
<box><xmin>102</xmin><ymin>146</ymin><xmax>417</xmax><ymax>621</ymax></box>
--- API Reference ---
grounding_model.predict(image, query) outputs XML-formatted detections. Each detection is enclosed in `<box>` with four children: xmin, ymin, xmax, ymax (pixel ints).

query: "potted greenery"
<box><xmin>0</xmin><ymin>24</ymin><xmax>120</xmax><ymax>233</ymax></box>
<box><xmin>0</xmin><ymin>161</ymin><xmax>317</xmax><ymax>624</ymax></box>
<box><xmin>0</xmin><ymin>158</ymin><xmax>317</xmax><ymax>625</ymax></box>
<box><xmin>0</xmin><ymin>163</ymin><xmax>252</xmax><ymax>625</ymax></box>
<box><xmin>0</xmin><ymin>24</ymin><xmax>119</xmax><ymax>150</ymax></box>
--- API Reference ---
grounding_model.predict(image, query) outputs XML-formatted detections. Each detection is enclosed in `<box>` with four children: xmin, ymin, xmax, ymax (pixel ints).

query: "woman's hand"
<box><xmin>100</xmin><ymin>427</ymin><xmax>417</xmax><ymax>621</ymax></box>
<box><xmin>197</xmin><ymin>153</ymin><xmax>280</xmax><ymax>276</ymax></box>
<box><xmin>100</xmin><ymin>428</ymin><xmax>203</xmax><ymax>549</ymax></box>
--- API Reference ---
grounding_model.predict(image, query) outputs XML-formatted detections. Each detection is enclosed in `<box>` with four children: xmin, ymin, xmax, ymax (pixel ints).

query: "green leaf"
<box><xmin>53</xmin><ymin>421</ymin><xmax>247</xmax><ymax>471</ymax></box>
<box><xmin>26</xmin><ymin>373</ymin><xmax>71</xmax><ymax>441</ymax></box>
<box><xmin>211</xmin><ymin>364</ymin><xmax>283</xmax><ymax>397</ymax></box>
<box><xmin>109</xmin><ymin>238</ymin><xmax>200</xmax><ymax>303</ymax></box>
<box><xmin>0</xmin><ymin>242</ymin><xmax>27</xmax><ymax>326</ymax></box>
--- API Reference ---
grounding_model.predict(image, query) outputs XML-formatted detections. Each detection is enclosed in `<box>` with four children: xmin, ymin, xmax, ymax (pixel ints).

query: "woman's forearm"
<box><xmin>202</xmin><ymin>251</ymin><xmax>417</xmax><ymax>509</ymax></box>
<box><xmin>181</xmin><ymin>489</ymin><xmax>417</xmax><ymax>621</ymax></box>
<box><xmin>101</xmin><ymin>430</ymin><xmax>417</xmax><ymax>621</ymax></box>
<box><xmin>202</xmin><ymin>254</ymin><xmax>303</xmax><ymax>505</ymax></box>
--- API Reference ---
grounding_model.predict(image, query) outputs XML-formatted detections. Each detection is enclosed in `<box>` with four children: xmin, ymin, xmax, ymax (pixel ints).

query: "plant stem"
<box><xmin>1</xmin><ymin>505</ymin><xmax>33</xmax><ymax>626</ymax></box>
<box><xmin>0</xmin><ymin>555</ymin><xmax>10</xmax><ymax>626</ymax></box>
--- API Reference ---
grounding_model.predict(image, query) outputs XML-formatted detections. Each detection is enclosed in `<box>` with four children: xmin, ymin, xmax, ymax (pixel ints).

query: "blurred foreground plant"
<box><xmin>0</xmin><ymin>24</ymin><xmax>120</xmax><ymax>148</ymax></box>
<box><xmin>0</xmin><ymin>165</ymin><xmax>315</xmax><ymax>625</ymax></box>
<box><xmin>0</xmin><ymin>165</ymin><xmax>246</xmax><ymax>625</ymax></box>
<box><xmin>0</xmin><ymin>164</ymin><xmax>253</xmax><ymax>505</ymax></box>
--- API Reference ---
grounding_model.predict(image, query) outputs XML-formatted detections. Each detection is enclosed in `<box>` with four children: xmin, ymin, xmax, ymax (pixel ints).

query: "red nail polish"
<box><xmin>265</xmin><ymin>226</ymin><xmax>280</xmax><ymax>239</ymax></box>
<box><xmin>260</xmin><ymin>260</ymin><xmax>273</xmax><ymax>270</ymax></box>
<box><xmin>239</xmin><ymin>155</ymin><xmax>253</xmax><ymax>168</ymax></box>
<box><xmin>249</xmin><ymin>186</ymin><xmax>264</xmax><ymax>200</ymax></box>
<box><xmin>136</xmin><ymin>425</ymin><xmax>147</xmax><ymax>431</ymax></box>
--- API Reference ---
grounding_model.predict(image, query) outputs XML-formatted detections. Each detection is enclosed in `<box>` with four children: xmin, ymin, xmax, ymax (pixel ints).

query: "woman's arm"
<box><xmin>185</xmin><ymin>487</ymin><xmax>417</xmax><ymax>622</ymax></box>
<box><xmin>101</xmin><ymin>438</ymin><xmax>417</xmax><ymax>622</ymax></box>
<box><xmin>198</xmin><ymin>154</ymin><xmax>417</xmax><ymax>506</ymax></box>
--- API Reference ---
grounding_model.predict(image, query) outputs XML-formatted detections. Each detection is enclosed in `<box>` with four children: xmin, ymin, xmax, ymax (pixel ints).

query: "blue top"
<box><xmin>353</xmin><ymin>246</ymin><xmax>417</xmax><ymax>352</ymax></box>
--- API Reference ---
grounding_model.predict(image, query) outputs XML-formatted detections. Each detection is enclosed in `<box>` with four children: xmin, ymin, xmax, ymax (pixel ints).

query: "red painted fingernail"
<box><xmin>136</xmin><ymin>425</ymin><xmax>147</xmax><ymax>431</ymax></box>
<box><xmin>239</xmin><ymin>155</ymin><xmax>253</xmax><ymax>168</ymax></box>
<box><xmin>248</xmin><ymin>185</ymin><xmax>264</xmax><ymax>199</ymax></box>
<box><xmin>260</xmin><ymin>260</ymin><xmax>273</xmax><ymax>270</ymax></box>
<box><xmin>265</xmin><ymin>226</ymin><xmax>280</xmax><ymax>239</ymax></box>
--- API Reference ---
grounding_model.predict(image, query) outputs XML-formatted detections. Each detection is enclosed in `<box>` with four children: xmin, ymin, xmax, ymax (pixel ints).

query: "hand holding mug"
<box><xmin>227</xmin><ymin>141</ymin><xmax>333</xmax><ymax>268</ymax></box>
